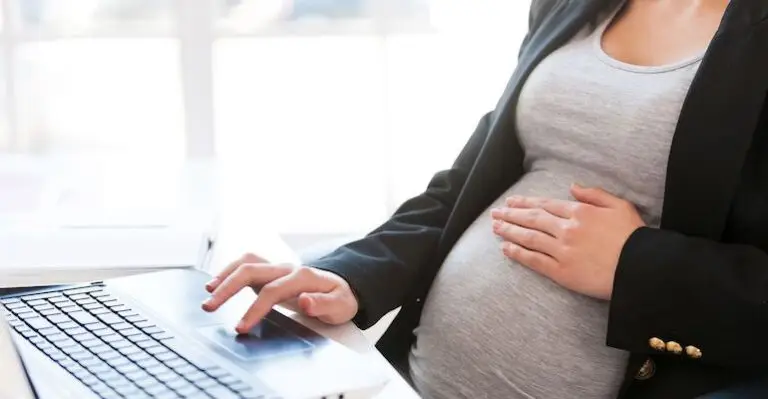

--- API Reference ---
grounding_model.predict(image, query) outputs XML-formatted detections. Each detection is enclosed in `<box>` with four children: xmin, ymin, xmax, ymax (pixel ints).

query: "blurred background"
<box><xmin>0</xmin><ymin>0</ymin><xmax>529</xmax><ymax>250</ymax></box>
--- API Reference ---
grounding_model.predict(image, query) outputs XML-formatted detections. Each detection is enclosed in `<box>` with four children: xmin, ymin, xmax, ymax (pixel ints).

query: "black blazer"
<box><xmin>314</xmin><ymin>0</ymin><xmax>768</xmax><ymax>397</ymax></box>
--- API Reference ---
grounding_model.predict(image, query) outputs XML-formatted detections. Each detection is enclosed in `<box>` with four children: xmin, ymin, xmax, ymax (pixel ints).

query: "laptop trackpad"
<box><xmin>198</xmin><ymin>320</ymin><xmax>313</xmax><ymax>361</ymax></box>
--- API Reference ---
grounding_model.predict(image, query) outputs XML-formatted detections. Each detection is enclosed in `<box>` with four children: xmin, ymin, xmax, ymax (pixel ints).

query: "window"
<box><xmin>2</xmin><ymin>0</ymin><xmax>529</xmax><ymax>235</ymax></box>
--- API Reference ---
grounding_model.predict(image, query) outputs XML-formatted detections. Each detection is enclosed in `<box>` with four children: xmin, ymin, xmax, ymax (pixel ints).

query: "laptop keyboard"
<box><xmin>1</xmin><ymin>285</ymin><xmax>269</xmax><ymax>399</ymax></box>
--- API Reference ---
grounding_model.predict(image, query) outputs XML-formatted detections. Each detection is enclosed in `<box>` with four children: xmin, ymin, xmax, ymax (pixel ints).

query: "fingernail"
<box><xmin>205</xmin><ymin>278</ymin><xmax>219</xmax><ymax>287</ymax></box>
<box><xmin>236</xmin><ymin>320</ymin><xmax>247</xmax><ymax>332</ymax></box>
<box><xmin>491</xmin><ymin>208</ymin><xmax>502</xmax><ymax>217</ymax></box>
<box><xmin>202</xmin><ymin>298</ymin><xmax>214</xmax><ymax>309</ymax></box>
<box><xmin>492</xmin><ymin>220</ymin><xmax>503</xmax><ymax>230</ymax></box>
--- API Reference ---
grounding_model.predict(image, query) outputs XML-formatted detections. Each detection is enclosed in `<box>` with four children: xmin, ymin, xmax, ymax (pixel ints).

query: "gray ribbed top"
<box><xmin>409</xmin><ymin>5</ymin><xmax>702</xmax><ymax>399</ymax></box>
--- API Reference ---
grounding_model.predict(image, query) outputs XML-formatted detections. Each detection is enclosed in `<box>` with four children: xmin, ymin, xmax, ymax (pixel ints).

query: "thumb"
<box><xmin>570</xmin><ymin>183</ymin><xmax>622</xmax><ymax>208</ymax></box>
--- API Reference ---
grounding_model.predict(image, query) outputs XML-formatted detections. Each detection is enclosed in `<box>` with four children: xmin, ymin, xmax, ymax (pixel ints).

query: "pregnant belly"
<box><xmin>410</xmin><ymin>176</ymin><xmax>629</xmax><ymax>399</ymax></box>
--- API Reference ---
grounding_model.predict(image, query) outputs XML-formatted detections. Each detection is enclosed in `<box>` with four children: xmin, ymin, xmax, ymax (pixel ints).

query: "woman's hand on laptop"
<box><xmin>201</xmin><ymin>253</ymin><xmax>359</xmax><ymax>334</ymax></box>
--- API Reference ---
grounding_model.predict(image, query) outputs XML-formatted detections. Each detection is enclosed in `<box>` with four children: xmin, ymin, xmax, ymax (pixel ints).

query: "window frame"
<box><xmin>0</xmin><ymin>0</ymin><xmax>432</xmax><ymax>156</ymax></box>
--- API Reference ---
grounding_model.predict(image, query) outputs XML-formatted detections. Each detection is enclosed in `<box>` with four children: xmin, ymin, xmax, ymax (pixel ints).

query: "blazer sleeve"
<box><xmin>607</xmin><ymin>226</ymin><xmax>768</xmax><ymax>368</ymax></box>
<box><xmin>311</xmin><ymin>0</ymin><xmax>554</xmax><ymax>329</ymax></box>
<box><xmin>311</xmin><ymin>111</ymin><xmax>493</xmax><ymax>329</ymax></box>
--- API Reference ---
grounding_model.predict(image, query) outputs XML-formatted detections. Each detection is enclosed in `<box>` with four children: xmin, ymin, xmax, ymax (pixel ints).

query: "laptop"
<box><xmin>0</xmin><ymin>268</ymin><xmax>387</xmax><ymax>399</ymax></box>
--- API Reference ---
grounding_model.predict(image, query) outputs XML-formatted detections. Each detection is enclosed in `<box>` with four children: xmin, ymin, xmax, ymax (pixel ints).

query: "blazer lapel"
<box><xmin>660</xmin><ymin>0</ymin><xmax>768</xmax><ymax>239</ymax></box>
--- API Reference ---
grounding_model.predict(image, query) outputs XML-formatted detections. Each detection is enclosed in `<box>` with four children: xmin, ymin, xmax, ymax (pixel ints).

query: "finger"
<box><xmin>501</xmin><ymin>242</ymin><xmax>558</xmax><ymax>277</ymax></box>
<box><xmin>505</xmin><ymin>196</ymin><xmax>576</xmax><ymax>218</ymax></box>
<box><xmin>206</xmin><ymin>252</ymin><xmax>269</xmax><ymax>292</ymax></box>
<box><xmin>298</xmin><ymin>291</ymin><xmax>352</xmax><ymax>324</ymax></box>
<box><xmin>202</xmin><ymin>263</ymin><xmax>290</xmax><ymax>312</ymax></box>
<box><xmin>570</xmin><ymin>184</ymin><xmax>624</xmax><ymax>208</ymax></box>
<box><xmin>237</xmin><ymin>269</ymin><xmax>336</xmax><ymax>334</ymax></box>
<box><xmin>491</xmin><ymin>207</ymin><xmax>564</xmax><ymax>237</ymax></box>
<box><xmin>493</xmin><ymin>221</ymin><xmax>560</xmax><ymax>257</ymax></box>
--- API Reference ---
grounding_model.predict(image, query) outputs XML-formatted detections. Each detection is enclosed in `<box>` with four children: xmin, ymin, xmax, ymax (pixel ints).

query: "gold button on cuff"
<box><xmin>635</xmin><ymin>358</ymin><xmax>656</xmax><ymax>381</ymax></box>
<box><xmin>685</xmin><ymin>346</ymin><xmax>703</xmax><ymax>359</ymax></box>
<box><xmin>649</xmin><ymin>337</ymin><xmax>666</xmax><ymax>352</ymax></box>
<box><xmin>666</xmin><ymin>341</ymin><xmax>683</xmax><ymax>355</ymax></box>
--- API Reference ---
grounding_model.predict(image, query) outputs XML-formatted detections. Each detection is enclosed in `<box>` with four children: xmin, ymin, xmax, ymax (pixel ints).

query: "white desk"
<box><xmin>0</xmin><ymin>156</ymin><xmax>419</xmax><ymax>399</ymax></box>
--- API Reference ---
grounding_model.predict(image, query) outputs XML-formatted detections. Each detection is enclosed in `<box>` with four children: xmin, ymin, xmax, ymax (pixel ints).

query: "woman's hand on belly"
<box><xmin>490</xmin><ymin>183</ymin><xmax>645</xmax><ymax>300</ymax></box>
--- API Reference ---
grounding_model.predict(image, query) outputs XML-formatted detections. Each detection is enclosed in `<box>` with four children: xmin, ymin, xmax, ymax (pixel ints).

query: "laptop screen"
<box><xmin>0</xmin><ymin>313</ymin><xmax>38</xmax><ymax>399</ymax></box>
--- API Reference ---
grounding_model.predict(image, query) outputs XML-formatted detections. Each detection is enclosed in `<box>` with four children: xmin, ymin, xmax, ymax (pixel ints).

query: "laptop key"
<box><xmin>115</xmin><ymin>362</ymin><xmax>141</xmax><ymax>374</ymax></box>
<box><xmin>127</xmin><ymin>333</ymin><xmax>151</xmax><ymax>343</ymax></box>
<box><xmin>155</xmin><ymin>371</ymin><xmax>179</xmax><ymax>383</ymax></box>
<box><xmin>120</xmin><ymin>327</ymin><xmax>142</xmax><ymax>337</ymax></box>
<box><xmin>1</xmin><ymin>297</ymin><xmax>22</xmax><ymax>305</ymax></box>
<box><xmin>80</xmin><ymin>374</ymin><xmax>100</xmax><ymax>386</ymax></box>
<box><xmin>135</xmin><ymin>377</ymin><xmax>162</xmax><ymax>389</ymax></box>
<box><xmin>136</xmin><ymin>357</ymin><xmax>161</xmax><ymax>369</ymax></box>
<box><xmin>142</xmin><ymin>326</ymin><xmax>163</xmax><ymax>334</ymax></box>
<box><xmin>185</xmin><ymin>370</ymin><xmax>208</xmax><ymax>382</ymax></box>
<box><xmin>89</xmin><ymin>344</ymin><xmax>112</xmax><ymax>354</ymax></box>
<box><xmin>53</xmin><ymin>338</ymin><xmax>78</xmax><ymax>349</ymax></box>
<box><xmin>69</xmin><ymin>351</ymin><xmax>95</xmax><ymax>361</ymax></box>
<box><xmin>106</xmin><ymin>355</ymin><xmax>131</xmax><ymax>368</ymax></box>
<box><xmin>175</xmin><ymin>364</ymin><xmax>197</xmax><ymax>375</ymax></box>
<box><xmin>125</xmin><ymin>315</ymin><xmax>147</xmax><ymax>323</ymax></box>
<box><xmin>127</xmin><ymin>351</ymin><xmax>151</xmax><ymax>362</ymax></box>
<box><xmin>203</xmin><ymin>386</ymin><xmax>239</xmax><ymax>399</ymax></box>
<box><xmin>124</xmin><ymin>369</ymin><xmax>151</xmax><ymax>382</ymax></box>
<box><xmin>39</xmin><ymin>308</ymin><xmax>61</xmax><ymax>316</ymax></box>
<box><xmin>97</xmin><ymin>349</ymin><xmax>122</xmax><ymax>361</ymax></box>
<box><xmin>136</xmin><ymin>339</ymin><xmax>161</xmax><ymax>349</ymax></box>
<box><xmin>110</xmin><ymin>339</ymin><xmax>131</xmax><ymax>349</ymax></box>
<box><xmin>118</xmin><ymin>345</ymin><xmax>142</xmax><ymax>356</ymax></box>
<box><xmin>175</xmin><ymin>385</ymin><xmax>203</xmax><ymax>396</ymax></box>
<box><xmin>64</xmin><ymin>287</ymin><xmax>101</xmax><ymax>296</ymax></box>
<box><xmin>78</xmin><ymin>357</ymin><xmax>104</xmax><ymax>368</ymax></box>
<box><xmin>31</xmin><ymin>303</ymin><xmax>54</xmax><ymax>312</ymax></box>
<box><xmin>227</xmin><ymin>381</ymin><xmax>252</xmax><ymax>391</ymax></box>
<box><xmin>98</xmin><ymin>313</ymin><xmax>124</xmax><ymax>325</ymax></box>
<box><xmin>112</xmin><ymin>322</ymin><xmax>132</xmax><ymax>331</ymax></box>
<box><xmin>155</xmin><ymin>392</ymin><xmax>182</xmax><ymax>399</ymax></box>
<box><xmin>194</xmin><ymin>377</ymin><xmax>219</xmax><ymax>389</ymax></box>
<box><xmin>216</xmin><ymin>375</ymin><xmax>240</xmax><ymax>385</ymax></box>
<box><xmin>146</xmin><ymin>364</ymin><xmax>172</xmax><ymax>376</ymax></box>
<box><xmin>67</xmin><ymin>294</ymin><xmax>90</xmax><ymax>301</ymax></box>
<box><xmin>146</xmin><ymin>345</ymin><xmax>169</xmax><ymax>355</ymax></box>
<box><xmin>166</xmin><ymin>378</ymin><xmax>193</xmax><ymax>390</ymax></box>
<box><xmin>91</xmin><ymin>307</ymin><xmax>111</xmax><ymax>315</ymax></box>
<box><xmin>46</xmin><ymin>333</ymin><xmax>68</xmax><ymax>342</ymax></box>
<box><xmin>47</xmin><ymin>312</ymin><xmax>72</xmax><ymax>324</ymax></box>
<box><xmin>92</xmin><ymin>328</ymin><xmax>116</xmax><ymax>338</ymax></box>
<box><xmin>19</xmin><ymin>329</ymin><xmax>38</xmax><ymax>338</ymax></box>
<box><xmin>102</xmin><ymin>334</ymin><xmax>123</xmax><ymax>343</ymax></box>
<box><xmin>72</xmin><ymin>332</ymin><xmax>98</xmax><ymax>342</ymax></box>
<box><xmin>25</xmin><ymin>299</ymin><xmax>48</xmax><ymax>307</ymax></box>
<box><xmin>74</xmin><ymin>298</ymin><xmax>97</xmax><ymax>306</ymax></box>
<box><xmin>25</xmin><ymin>317</ymin><xmax>53</xmax><ymax>330</ymax></box>
<box><xmin>56</xmin><ymin>321</ymin><xmax>79</xmax><ymax>330</ymax></box>
<box><xmin>84</xmin><ymin>322</ymin><xmax>108</xmax><ymax>331</ymax></box>
<box><xmin>60</xmin><ymin>305</ymin><xmax>81</xmax><ymax>313</ymax></box>
<box><xmin>69</xmin><ymin>311</ymin><xmax>98</xmax><ymax>325</ymax></box>
<box><xmin>48</xmin><ymin>296</ymin><xmax>68</xmax><ymax>303</ymax></box>
<box><xmin>156</xmin><ymin>352</ymin><xmax>177</xmax><ymax>362</ymax></box>
<box><xmin>63</xmin><ymin>326</ymin><xmax>87</xmax><ymax>335</ymax></box>
<box><xmin>164</xmin><ymin>357</ymin><xmax>188</xmax><ymax>369</ymax></box>
<box><xmin>114</xmin><ymin>384</ymin><xmax>142</xmax><ymax>396</ymax></box>
<box><xmin>144</xmin><ymin>384</ymin><xmax>173</xmax><ymax>396</ymax></box>
<box><xmin>110</xmin><ymin>304</ymin><xmax>129</xmax><ymax>311</ymax></box>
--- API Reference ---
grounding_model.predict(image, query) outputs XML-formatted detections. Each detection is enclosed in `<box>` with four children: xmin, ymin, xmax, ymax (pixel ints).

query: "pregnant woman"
<box><xmin>203</xmin><ymin>0</ymin><xmax>768</xmax><ymax>397</ymax></box>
